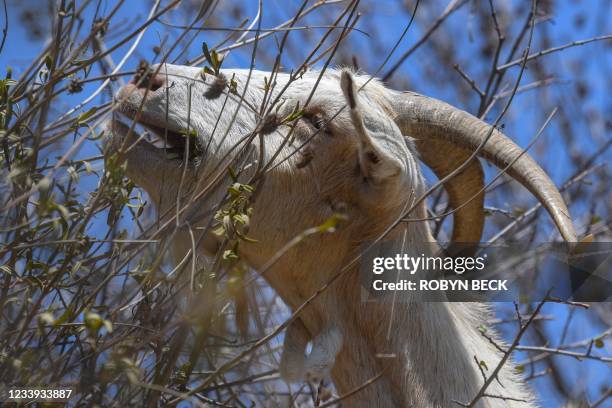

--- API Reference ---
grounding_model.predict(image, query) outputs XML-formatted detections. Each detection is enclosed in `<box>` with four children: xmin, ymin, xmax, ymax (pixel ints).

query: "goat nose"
<box><xmin>130</xmin><ymin>72</ymin><xmax>165</xmax><ymax>92</ymax></box>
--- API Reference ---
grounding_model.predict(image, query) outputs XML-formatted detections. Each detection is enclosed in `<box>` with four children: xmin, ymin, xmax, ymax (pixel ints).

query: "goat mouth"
<box><xmin>113</xmin><ymin>113</ymin><xmax>201</xmax><ymax>161</ymax></box>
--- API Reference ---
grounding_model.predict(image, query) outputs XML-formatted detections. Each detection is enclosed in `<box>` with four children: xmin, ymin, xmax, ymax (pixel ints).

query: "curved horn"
<box><xmin>389</xmin><ymin>91</ymin><xmax>576</xmax><ymax>243</ymax></box>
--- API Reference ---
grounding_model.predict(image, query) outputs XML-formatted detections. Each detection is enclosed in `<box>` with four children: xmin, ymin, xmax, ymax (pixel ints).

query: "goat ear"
<box><xmin>340</xmin><ymin>70</ymin><xmax>402</xmax><ymax>184</ymax></box>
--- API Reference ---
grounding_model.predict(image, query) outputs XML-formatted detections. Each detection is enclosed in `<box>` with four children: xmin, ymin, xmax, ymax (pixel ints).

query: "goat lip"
<box><xmin>115</xmin><ymin>102</ymin><xmax>181</xmax><ymax>140</ymax></box>
<box><xmin>139</xmin><ymin>121</ymin><xmax>186</xmax><ymax>151</ymax></box>
<box><xmin>109</xmin><ymin>117</ymin><xmax>185</xmax><ymax>161</ymax></box>
<box><xmin>113</xmin><ymin>103</ymin><xmax>200</xmax><ymax>161</ymax></box>
<box><xmin>137</xmin><ymin>119</ymin><xmax>202</xmax><ymax>162</ymax></box>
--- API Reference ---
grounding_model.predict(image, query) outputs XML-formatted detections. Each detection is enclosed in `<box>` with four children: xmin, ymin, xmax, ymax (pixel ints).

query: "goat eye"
<box><xmin>307</xmin><ymin>113</ymin><xmax>325</xmax><ymax>131</ymax></box>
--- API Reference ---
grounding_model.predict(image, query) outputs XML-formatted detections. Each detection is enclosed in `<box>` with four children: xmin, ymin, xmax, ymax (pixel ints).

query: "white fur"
<box><xmin>109</xmin><ymin>64</ymin><xmax>535</xmax><ymax>407</ymax></box>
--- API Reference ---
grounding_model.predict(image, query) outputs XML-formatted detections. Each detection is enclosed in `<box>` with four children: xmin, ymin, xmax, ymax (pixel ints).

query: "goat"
<box><xmin>107</xmin><ymin>64</ymin><xmax>576</xmax><ymax>407</ymax></box>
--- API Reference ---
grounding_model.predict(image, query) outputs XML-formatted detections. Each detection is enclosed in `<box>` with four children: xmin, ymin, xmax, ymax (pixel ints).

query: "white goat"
<box><xmin>107</xmin><ymin>64</ymin><xmax>576</xmax><ymax>407</ymax></box>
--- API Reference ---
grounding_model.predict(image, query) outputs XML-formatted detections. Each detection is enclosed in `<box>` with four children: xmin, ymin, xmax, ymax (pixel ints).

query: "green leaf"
<box><xmin>229</xmin><ymin>78</ymin><xmax>238</xmax><ymax>94</ymax></box>
<box><xmin>479</xmin><ymin>360</ymin><xmax>488</xmax><ymax>371</ymax></box>
<box><xmin>0</xmin><ymin>78</ymin><xmax>17</xmax><ymax>97</ymax></box>
<box><xmin>223</xmin><ymin>249</ymin><xmax>239</xmax><ymax>260</ymax></box>
<box><xmin>228</xmin><ymin>166</ymin><xmax>238</xmax><ymax>181</ymax></box>
<box><xmin>594</xmin><ymin>338</ymin><xmax>604</xmax><ymax>348</ymax></box>
<box><xmin>212</xmin><ymin>225</ymin><xmax>225</xmax><ymax>237</ymax></box>
<box><xmin>317</xmin><ymin>213</ymin><xmax>347</xmax><ymax>233</ymax></box>
<box><xmin>175</xmin><ymin>363</ymin><xmax>191</xmax><ymax>385</ymax></box>
<box><xmin>38</xmin><ymin>312</ymin><xmax>55</xmax><ymax>326</ymax></box>
<box><xmin>228</xmin><ymin>185</ymin><xmax>241</xmax><ymax>197</ymax></box>
<box><xmin>179</xmin><ymin>129</ymin><xmax>198</xmax><ymax>138</ymax></box>
<box><xmin>590</xmin><ymin>214</ymin><xmax>602</xmax><ymax>225</ymax></box>
<box><xmin>74</xmin><ymin>107</ymin><xmax>98</xmax><ymax>126</ymax></box>
<box><xmin>54</xmin><ymin>307</ymin><xmax>74</xmax><ymax>327</ymax></box>
<box><xmin>44</xmin><ymin>54</ymin><xmax>54</xmax><ymax>71</ymax></box>
<box><xmin>236</xmin><ymin>231</ymin><xmax>258</xmax><ymax>243</ymax></box>
<box><xmin>71</xmin><ymin>56</ymin><xmax>95</xmax><ymax>67</ymax></box>
<box><xmin>202</xmin><ymin>42</ymin><xmax>213</xmax><ymax>67</ymax></box>
<box><xmin>228</xmin><ymin>182</ymin><xmax>253</xmax><ymax>196</ymax></box>
<box><xmin>103</xmin><ymin>320</ymin><xmax>113</xmax><ymax>333</ymax></box>
<box><xmin>233</xmin><ymin>213</ymin><xmax>249</xmax><ymax>225</ymax></box>
<box><xmin>281</xmin><ymin>103</ymin><xmax>304</xmax><ymax>124</ymax></box>
<box><xmin>211</xmin><ymin>49</ymin><xmax>220</xmax><ymax>70</ymax></box>
<box><xmin>201</xmin><ymin>42</ymin><xmax>223</xmax><ymax>74</ymax></box>
<box><xmin>85</xmin><ymin>311</ymin><xmax>103</xmax><ymax>331</ymax></box>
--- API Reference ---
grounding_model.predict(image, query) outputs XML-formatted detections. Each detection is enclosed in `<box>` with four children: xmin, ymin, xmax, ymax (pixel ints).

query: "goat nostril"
<box><xmin>130</xmin><ymin>73</ymin><xmax>165</xmax><ymax>92</ymax></box>
<box><xmin>148</xmin><ymin>75</ymin><xmax>165</xmax><ymax>92</ymax></box>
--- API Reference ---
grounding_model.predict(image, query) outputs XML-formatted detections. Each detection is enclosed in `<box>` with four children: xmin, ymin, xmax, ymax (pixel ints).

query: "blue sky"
<box><xmin>1</xmin><ymin>0</ymin><xmax>610</xmax><ymax>405</ymax></box>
